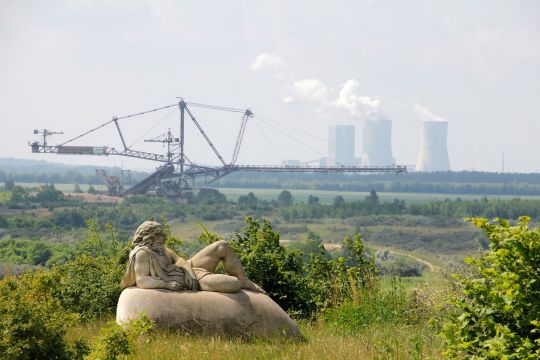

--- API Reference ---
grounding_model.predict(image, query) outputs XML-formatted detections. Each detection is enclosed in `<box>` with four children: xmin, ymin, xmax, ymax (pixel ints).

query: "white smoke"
<box><xmin>332</xmin><ymin>79</ymin><xmax>380</xmax><ymax>117</ymax></box>
<box><xmin>414</xmin><ymin>103</ymin><xmax>446</xmax><ymax>122</ymax></box>
<box><xmin>292</xmin><ymin>79</ymin><xmax>329</xmax><ymax>104</ymax></box>
<box><xmin>250</xmin><ymin>53</ymin><xmax>382</xmax><ymax>119</ymax></box>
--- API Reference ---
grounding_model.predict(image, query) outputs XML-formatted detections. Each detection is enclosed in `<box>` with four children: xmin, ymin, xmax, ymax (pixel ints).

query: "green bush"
<box><xmin>230</xmin><ymin>217</ymin><xmax>316</xmax><ymax>317</ymax></box>
<box><xmin>50</xmin><ymin>221</ymin><xmax>126</xmax><ymax>321</ymax></box>
<box><xmin>442</xmin><ymin>217</ymin><xmax>540</xmax><ymax>358</ymax></box>
<box><xmin>87</xmin><ymin>315</ymin><xmax>155</xmax><ymax>360</ymax></box>
<box><xmin>0</xmin><ymin>271</ymin><xmax>89</xmax><ymax>360</ymax></box>
<box><xmin>305</xmin><ymin>234</ymin><xmax>377</xmax><ymax>310</ymax></box>
<box><xmin>51</xmin><ymin>255</ymin><xmax>124</xmax><ymax>321</ymax></box>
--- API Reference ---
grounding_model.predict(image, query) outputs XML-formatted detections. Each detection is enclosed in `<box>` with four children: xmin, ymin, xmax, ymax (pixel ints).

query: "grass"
<box><xmin>70</xmin><ymin>318</ymin><xmax>443</xmax><ymax>359</ymax></box>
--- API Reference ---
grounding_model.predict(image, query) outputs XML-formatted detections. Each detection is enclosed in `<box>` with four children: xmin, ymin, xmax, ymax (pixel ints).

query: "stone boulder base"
<box><xmin>116</xmin><ymin>287</ymin><xmax>303</xmax><ymax>340</ymax></box>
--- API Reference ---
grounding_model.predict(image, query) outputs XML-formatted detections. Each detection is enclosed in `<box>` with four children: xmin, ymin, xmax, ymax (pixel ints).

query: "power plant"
<box><xmin>328</xmin><ymin>125</ymin><xmax>356</xmax><ymax>166</ymax></box>
<box><xmin>361</xmin><ymin>116</ymin><xmax>394</xmax><ymax>166</ymax></box>
<box><xmin>415</xmin><ymin>120</ymin><xmax>450</xmax><ymax>172</ymax></box>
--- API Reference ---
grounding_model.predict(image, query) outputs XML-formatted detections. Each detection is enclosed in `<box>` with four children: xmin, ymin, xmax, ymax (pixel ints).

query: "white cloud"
<box><xmin>249</xmin><ymin>53</ymin><xmax>287</xmax><ymax>72</ymax></box>
<box><xmin>414</xmin><ymin>103</ymin><xmax>446</xmax><ymax>122</ymax></box>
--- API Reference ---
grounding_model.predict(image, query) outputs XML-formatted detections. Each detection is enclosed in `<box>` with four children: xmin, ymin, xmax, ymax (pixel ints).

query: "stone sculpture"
<box><xmin>117</xmin><ymin>220</ymin><xmax>302</xmax><ymax>339</ymax></box>
<box><xmin>120</xmin><ymin>220</ymin><xmax>264</xmax><ymax>294</ymax></box>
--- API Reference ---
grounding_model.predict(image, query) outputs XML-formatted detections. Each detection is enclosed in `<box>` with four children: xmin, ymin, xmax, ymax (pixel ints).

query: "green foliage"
<box><xmin>323</xmin><ymin>279</ymin><xmax>420</xmax><ymax>332</ymax></box>
<box><xmin>73</xmin><ymin>183</ymin><xmax>83</xmax><ymax>193</ymax></box>
<box><xmin>8</xmin><ymin>185</ymin><xmax>29</xmax><ymax>208</ymax></box>
<box><xmin>0</xmin><ymin>271</ymin><xmax>89</xmax><ymax>360</ymax></box>
<box><xmin>277</xmin><ymin>189</ymin><xmax>294</xmax><ymax>207</ymax></box>
<box><xmin>33</xmin><ymin>184</ymin><xmax>64</xmax><ymax>203</ymax></box>
<box><xmin>88</xmin><ymin>184</ymin><xmax>97</xmax><ymax>194</ymax></box>
<box><xmin>305</xmin><ymin>233</ymin><xmax>377</xmax><ymax>310</ymax></box>
<box><xmin>442</xmin><ymin>217</ymin><xmax>540</xmax><ymax>358</ymax></box>
<box><xmin>50</xmin><ymin>221</ymin><xmax>127</xmax><ymax>321</ymax></box>
<box><xmin>194</xmin><ymin>188</ymin><xmax>227</xmax><ymax>205</ymax></box>
<box><xmin>230</xmin><ymin>217</ymin><xmax>315</xmax><ymax>317</ymax></box>
<box><xmin>4</xmin><ymin>179</ymin><xmax>15</xmax><ymax>191</ymax></box>
<box><xmin>0</xmin><ymin>238</ymin><xmax>53</xmax><ymax>266</ymax></box>
<box><xmin>87</xmin><ymin>315</ymin><xmax>155</xmax><ymax>360</ymax></box>
<box><xmin>51</xmin><ymin>254</ymin><xmax>124</xmax><ymax>321</ymax></box>
<box><xmin>229</xmin><ymin>217</ymin><xmax>379</xmax><ymax>318</ymax></box>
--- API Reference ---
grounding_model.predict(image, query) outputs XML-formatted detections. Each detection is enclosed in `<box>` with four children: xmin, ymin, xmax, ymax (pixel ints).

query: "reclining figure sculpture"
<box><xmin>117</xmin><ymin>219</ymin><xmax>301</xmax><ymax>339</ymax></box>
<box><xmin>121</xmin><ymin>219</ymin><xmax>265</xmax><ymax>294</ymax></box>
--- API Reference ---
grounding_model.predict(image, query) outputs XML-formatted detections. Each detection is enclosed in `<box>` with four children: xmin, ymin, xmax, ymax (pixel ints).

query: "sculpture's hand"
<box><xmin>184</xmin><ymin>272</ymin><xmax>200</xmax><ymax>291</ymax></box>
<box><xmin>165</xmin><ymin>281</ymin><xmax>183</xmax><ymax>291</ymax></box>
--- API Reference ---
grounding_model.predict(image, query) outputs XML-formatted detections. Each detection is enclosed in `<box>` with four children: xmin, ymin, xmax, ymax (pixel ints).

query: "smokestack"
<box><xmin>328</xmin><ymin>125</ymin><xmax>356</xmax><ymax>166</ymax></box>
<box><xmin>416</xmin><ymin>121</ymin><xmax>450</xmax><ymax>172</ymax></box>
<box><xmin>361</xmin><ymin>116</ymin><xmax>394</xmax><ymax>166</ymax></box>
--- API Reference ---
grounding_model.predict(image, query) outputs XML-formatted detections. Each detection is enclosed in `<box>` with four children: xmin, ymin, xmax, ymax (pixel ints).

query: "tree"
<box><xmin>87</xmin><ymin>185</ymin><xmax>97</xmax><ymax>194</ymax></box>
<box><xmin>333</xmin><ymin>195</ymin><xmax>345</xmax><ymax>207</ymax></box>
<box><xmin>9</xmin><ymin>185</ymin><xmax>28</xmax><ymax>203</ymax></box>
<box><xmin>365</xmin><ymin>189</ymin><xmax>379</xmax><ymax>204</ymax></box>
<box><xmin>277</xmin><ymin>190</ymin><xmax>294</xmax><ymax>207</ymax></box>
<box><xmin>4</xmin><ymin>179</ymin><xmax>15</xmax><ymax>191</ymax></box>
<box><xmin>34</xmin><ymin>184</ymin><xmax>64</xmax><ymax>202</ymax></box>
<box><xmin>237</xmin><ymin>192</ymin><xmax>258</xmax><ymax>209</ymax></box>
<box><xmin>442</xmin><ymin>217</ymin><xmax>540</xmax><ymax>358</ymax></box>
<box><xmin>308</xmin><ymin>195</ymin><xmax>319</xmax><ymax>204</ymax></box>
<box><xmin>196</xmin><ymin>188</ymin><xmax>227</xmax><ymax>204</ymax></box>
<box><xmin>73</xmin><ymin>184</ymin><xmax>83</xmax><ymax>193</ymax></box>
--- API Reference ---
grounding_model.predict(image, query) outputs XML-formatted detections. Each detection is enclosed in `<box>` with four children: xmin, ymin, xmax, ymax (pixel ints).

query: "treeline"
<box><xmin>4</xmin><ymin>187</ymin><xmax>540</xmax><ymax>238</ymax></box>
<box><xmin>218</xmin><ymin>171</ymin><xmax>540</xmax><ymax>195</ymax></box>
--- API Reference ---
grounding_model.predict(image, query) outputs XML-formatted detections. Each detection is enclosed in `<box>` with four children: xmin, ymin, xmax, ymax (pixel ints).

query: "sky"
<box><xmin>1</xmin><ymin>0</ymin><xmax>539</xmax><ymax>173</ymax></box>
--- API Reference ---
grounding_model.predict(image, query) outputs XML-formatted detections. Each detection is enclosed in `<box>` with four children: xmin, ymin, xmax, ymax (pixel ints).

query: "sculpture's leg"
<box><xmin>190</xmin><ymin>240</ymin><xmax>265</xmax><ymax>293</ymax></box>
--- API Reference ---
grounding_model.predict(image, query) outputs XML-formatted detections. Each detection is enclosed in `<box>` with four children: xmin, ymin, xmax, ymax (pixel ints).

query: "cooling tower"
<box><xmin>328</xmin><ymin>125</ymin><xmax>356</xmax><ymax>166</ymax></box>
<box><xmin>415</xmin><ymin>121</ymin><xmax>450</xmax><ymax>172</ymax></box>
<box><xmin>361</xmin><ymin>116</ymin><xmax>394</xmax><ymax>166</ymax></box>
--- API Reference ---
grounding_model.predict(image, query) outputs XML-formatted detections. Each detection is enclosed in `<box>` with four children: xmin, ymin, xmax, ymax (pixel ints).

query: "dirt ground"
<box><xmin>64</xmin><ymin>192</ymin><xmax>123</xmax><ymax>204</ymax></box>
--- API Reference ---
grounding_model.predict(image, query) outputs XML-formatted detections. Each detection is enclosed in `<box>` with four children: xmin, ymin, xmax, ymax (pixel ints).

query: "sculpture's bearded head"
<box><xmin>132</xmin><ymin>220</ymin><xmax>166</xmax><ymax>253</ymax></box>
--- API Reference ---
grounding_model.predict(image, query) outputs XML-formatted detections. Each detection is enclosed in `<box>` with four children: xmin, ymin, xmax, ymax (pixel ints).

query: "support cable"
<box><xmin>58</xmin><ymin>103</ymin><xmax>177</xmax><ymax>146</ymax></box>
<box><xmin>252</xmin><ymin>119</ymin><xmax>285</xmax><ymax>164</ymax></box>
<box><xmin>255</xmin><ymin>116</ymin><xmax>328</xmax><ymax>160</ymax></box>
<box><xmin>116</xmin><ymin>103</ymin><xmax>177</xmax><ymax>120</ymax></box>
<box><xmin>128</xmin><ymin>107</ymin><xmax>177</xmax><ymax>148</ymax></box>
<box><xmin>186</xmin><ymin>102</ymin><xmax>246</xmax><ymax>113</ymax></box>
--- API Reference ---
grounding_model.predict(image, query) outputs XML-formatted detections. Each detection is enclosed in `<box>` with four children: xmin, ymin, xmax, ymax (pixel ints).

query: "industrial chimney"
<box><xmin>361</xmin><ymin>115</ymin><xmax>394</xmax><ymax>166</ymax></box>
<box><xmin>415</xmin><ymin>121</ymin><xmax>450</xmax><ymax>171</ymax></box>
<box><xmin>328</xmin><ymin>125</ymin><xmax>356</xmax><ymax>166</ymax></box>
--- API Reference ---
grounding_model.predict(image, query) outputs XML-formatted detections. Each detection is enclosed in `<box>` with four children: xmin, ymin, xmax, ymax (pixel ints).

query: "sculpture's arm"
<box><xmin>134</xmin><ymin>251</ymin><xmax>181</xmax><ymax>290</ymax></box>
<box><xmin>166</xmin><ymin>248</ymin><xmax>187</xmax><ymax>267</ymax></box>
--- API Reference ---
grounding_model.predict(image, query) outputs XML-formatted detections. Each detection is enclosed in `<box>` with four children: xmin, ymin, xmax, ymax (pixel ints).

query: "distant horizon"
<box><xmin>0</xmin><ymin>156</ymin><xmax>537</xmax><ymax>176</ymax></box>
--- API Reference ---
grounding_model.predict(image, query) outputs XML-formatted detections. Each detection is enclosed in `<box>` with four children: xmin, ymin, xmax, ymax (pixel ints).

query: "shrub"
<box><xmin>230</xmin><ymin>217</ymin><xmax>316</xmax><ymax>317</ymax></box>
<box><xmin>442</xmin><ymin>217</ymin><xmax>540</xmax><ymax>358</ymax></box>
<box><xmin>0</xmin><ymin>271</ymin><xmax>89</xmax><ymax>360</ymax></box>
<box><xmin>87</xmin><ymin>315</ymin><xmax>155</xmax><ymax>360</ymax></box>
<box><xmin>305</xmin><ymin>233</ymin><xmax>377</xmax><ymax>310</ymax></box>
<box><xmin>50</xmin><ymin>255</ymin><xmax>124</xmax><ymax>321</ymax></box>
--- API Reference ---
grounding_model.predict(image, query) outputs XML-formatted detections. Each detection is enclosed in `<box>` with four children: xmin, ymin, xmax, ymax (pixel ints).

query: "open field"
<box><xmin>215</xmin><ymin>187</ymin><xmax>540</xmax><ymax>204</ymax></box>
<box><xmin>15</xmin><ymin>183</ymin><xmax>540</xmax><ymax>204</ymax></box>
